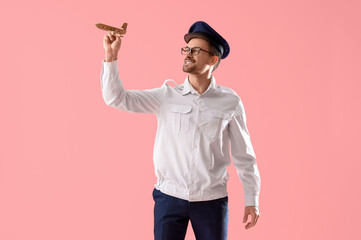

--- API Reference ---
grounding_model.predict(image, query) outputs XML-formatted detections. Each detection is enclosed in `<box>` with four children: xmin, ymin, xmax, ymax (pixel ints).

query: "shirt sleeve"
<box><xmin>228</xmin><ymin>98</ymin><xmax>261</xmax><ymax>207</ymax></box>
<box><xmin>100</xmin><ymin>59</ymin><xmax>165</xmax><ymax>114</ymax></box>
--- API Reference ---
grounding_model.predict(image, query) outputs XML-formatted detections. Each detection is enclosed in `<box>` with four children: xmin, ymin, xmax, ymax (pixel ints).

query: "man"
<box><xmin>100</xmin><ymin>21</ymin><xmax>261</xmax><ymax>240</ymax></box>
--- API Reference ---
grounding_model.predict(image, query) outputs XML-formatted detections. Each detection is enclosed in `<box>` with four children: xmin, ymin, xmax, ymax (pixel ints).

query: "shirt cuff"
<box><xmin>102</xmin><ymin>59</ymin><xmax>119</xmax><ymax>73</ymax></box>
<box><xmin>245</xmin><ymin>195</ymin><xmax>259</xmax><ymax>207</ymax></box>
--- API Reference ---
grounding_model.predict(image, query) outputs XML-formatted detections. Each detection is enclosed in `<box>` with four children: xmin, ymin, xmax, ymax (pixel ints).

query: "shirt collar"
<box><xmin>181</xmin><ymin>75</ymin><xmax>217</xmax><ymax>95</ymax></box>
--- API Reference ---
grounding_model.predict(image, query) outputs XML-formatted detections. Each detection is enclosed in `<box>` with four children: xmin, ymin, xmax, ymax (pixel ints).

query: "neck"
<box><xmin>188</xmin><ymin>70</ymin><xmax>212</xmax><ymax>95</ymax></box>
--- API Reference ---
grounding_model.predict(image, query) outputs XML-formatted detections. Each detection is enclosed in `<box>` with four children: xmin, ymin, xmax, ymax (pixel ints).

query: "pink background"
<box><xmin>1</xmin><ymin>0</ymin><xmax>360</xmax><ymax>239</ymax></box>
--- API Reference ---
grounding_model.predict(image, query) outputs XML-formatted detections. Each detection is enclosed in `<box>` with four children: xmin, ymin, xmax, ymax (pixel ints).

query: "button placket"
<box><xmin>189</xmin><ymin>103</ymin><xmax>201</xmax><ymax>195</ymax></box>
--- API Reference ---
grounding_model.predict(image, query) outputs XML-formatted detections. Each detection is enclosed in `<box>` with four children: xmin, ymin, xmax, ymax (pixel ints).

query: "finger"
<box><xmin>252</xmin><ymin>217</ymin><xmax>258</xmax><ymax>227</ymax></box>
<box><xmin>254</xmin><ymin>214</ymin><xmax>260</xmax><ymax>225</ymax></box>
<box><xmin>251</xmin><ymin>214</ymin><xmax>257</xmax><ymax>227</ymax></box>
<box><xmin>246</xmin><ymin>217</ymin><xmax>257</xmax><ymax>229</ymax></box>
<box><xmin>107</xmin><ymin>32</ymin><xmax>114</xmax><ymax>41</ymax></box>
<box><xmin>104</xmin><ymin>35</ymin><xmax>111</xmax><ymax>43</ymax></box>
<box><xmin>114</xmin><ymin>34</ymin><xmax>121</xmax><ymax>40</ymax></box>
<box><xmin>245</xmin><ymin>223</ymin><xmax>251</xmax><ymax>229</ymax></box>
<box><xmin>111</xmin><ymin>31</ymin><xmax>119</xmax><ymax>39</ymax></box>
<box><xmin>108</xmin><ymin>35</ymin><xmax>114</xmax><ymax>43</ymax></box>
<box><xmin>248</xmin><ymin>213</ymin><xmax>258</xmax><ymax>228</ymax></box>
<box><xmin>244</xmin><ymin>214</ymin><xmax>255</xmax><ymax>229</ymax></box>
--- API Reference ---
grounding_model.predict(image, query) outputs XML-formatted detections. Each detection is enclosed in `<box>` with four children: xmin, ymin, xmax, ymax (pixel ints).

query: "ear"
<box><xmin>210</xmin><ymin>55</ymin><xmax>218</xmax><ymax>66</ymax></box>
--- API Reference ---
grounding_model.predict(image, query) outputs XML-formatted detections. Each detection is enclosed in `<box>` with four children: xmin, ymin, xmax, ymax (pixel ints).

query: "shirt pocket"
<box><xmin>202</xmin><ymin>109</ymin><xmax>232</xmax><ymax>142</ymax></box>
<box><xmin>165</xmin><ymin>103</ymin><xmax>193</xmax><ymax>134</ymax></box>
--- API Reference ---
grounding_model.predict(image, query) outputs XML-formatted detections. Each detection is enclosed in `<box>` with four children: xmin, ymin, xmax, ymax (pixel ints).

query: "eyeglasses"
<box><xmin>181</xmin><ymin>46</ymin><xmax>214</xmax><ymax>56</ymax></box>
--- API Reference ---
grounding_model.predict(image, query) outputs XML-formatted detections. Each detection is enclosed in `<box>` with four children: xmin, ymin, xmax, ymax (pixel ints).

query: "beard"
<box><xmin>182</xmin><ymin>62</ymin><xmax>197</xmax><ymax>73</ymax></box>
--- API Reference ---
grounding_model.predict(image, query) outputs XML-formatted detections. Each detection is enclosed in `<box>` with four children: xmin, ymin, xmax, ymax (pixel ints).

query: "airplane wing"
<box><xmin>95</xmin><ymin>23</ymin><xmax>128</xmax><ymax>35</ymax></box>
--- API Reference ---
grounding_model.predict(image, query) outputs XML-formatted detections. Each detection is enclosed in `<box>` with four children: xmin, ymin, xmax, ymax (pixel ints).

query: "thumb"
<box><xmin>243</xmin><ymin>212</ymin><xmax>248</xmax><ymax>223</ymax></box>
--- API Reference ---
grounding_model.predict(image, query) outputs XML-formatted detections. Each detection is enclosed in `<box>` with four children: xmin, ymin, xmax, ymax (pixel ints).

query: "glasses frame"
<box><xmin>181</xmin><ymin>46</ymin><xmax>214</xmax><ymax>56</ymax></box>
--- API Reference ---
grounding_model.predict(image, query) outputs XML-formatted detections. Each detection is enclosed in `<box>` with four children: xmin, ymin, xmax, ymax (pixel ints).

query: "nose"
<box><xmin>186</xmin><ymin>50</ymin><xmax>196</xmax><ymax>59</ymax></box>
<box><xmin>186</xmin><ymin>50</ymin><xmax>193</xmax><ymax>57</ymax></box>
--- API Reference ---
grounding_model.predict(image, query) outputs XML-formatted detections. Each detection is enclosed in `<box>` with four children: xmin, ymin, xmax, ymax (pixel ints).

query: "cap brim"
<box><xmin>184</xmin><ymin>32</ymin><xmax>214</xmax><ymax>44</ymax></box>
<box><xmin>184</xmin><ymin>32</ymin><xmax>225</xmax><ymax>58</ymax></box>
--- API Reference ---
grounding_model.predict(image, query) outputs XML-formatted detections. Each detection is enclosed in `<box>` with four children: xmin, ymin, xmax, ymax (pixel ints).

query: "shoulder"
<box><xmin>216</xmin><ymin>84</ymin><xmax>241</xmax><ymax>100</ymax></box>
<box><xmin>216</xmin><ymin>84</ymin><xmax>246</xmax><ymax>116</ymax></box>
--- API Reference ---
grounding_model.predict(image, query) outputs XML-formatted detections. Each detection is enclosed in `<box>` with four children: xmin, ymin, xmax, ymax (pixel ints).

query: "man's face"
<box><xmin>182</xmin><ymin>38</ymin><xmax>215</xmax><ymax>75</ymax></box>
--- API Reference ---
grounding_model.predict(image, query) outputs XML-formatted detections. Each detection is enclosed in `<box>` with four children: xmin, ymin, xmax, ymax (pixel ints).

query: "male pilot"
<box><xmin>100</xmin><ymin>21</ymin><xmax>261</xmax><ymax>240</ymax></box>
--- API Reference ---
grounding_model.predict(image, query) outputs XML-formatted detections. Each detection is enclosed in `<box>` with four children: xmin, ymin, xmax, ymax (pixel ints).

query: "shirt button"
<box><xmin>194</xmin><ymin>145</ymin><xmax>198</xmax><ymax>149</ymax></box>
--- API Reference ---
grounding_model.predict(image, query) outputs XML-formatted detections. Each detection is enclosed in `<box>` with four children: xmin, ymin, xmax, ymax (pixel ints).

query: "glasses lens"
<box><xmin>192</xmin><ymin>47</ymin><xmax>201</xmax><ymax>55</ymax></box>
<box><xmin>181</xmin><ymin>47</ymin><xmax>189</xmax><ymax>55</ymax></box>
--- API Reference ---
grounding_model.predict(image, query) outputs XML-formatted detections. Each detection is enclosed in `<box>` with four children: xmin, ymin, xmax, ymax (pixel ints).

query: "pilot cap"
<box><xmin>184</xmin><ymin>21</ymin><xmax>230</xmax><ymax>59</ymax></box>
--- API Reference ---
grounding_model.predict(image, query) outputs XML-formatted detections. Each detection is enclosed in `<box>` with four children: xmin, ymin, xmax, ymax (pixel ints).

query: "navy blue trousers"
<box><xmin>153</xmin><ymin>188</ymin><xmax>228</xmax><ymax>240</ymax></box>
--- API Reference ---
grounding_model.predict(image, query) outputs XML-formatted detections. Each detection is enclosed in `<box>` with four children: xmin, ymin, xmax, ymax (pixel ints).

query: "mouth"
<box><xmin>184</xmin><ymin>59</ymin><xmax>195</xmax><ymax>65</ymax></box>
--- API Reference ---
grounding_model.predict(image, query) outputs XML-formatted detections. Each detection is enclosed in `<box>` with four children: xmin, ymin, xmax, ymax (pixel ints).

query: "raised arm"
<box><xmin>100</xmin><ymin>30</ymin><xmax>165</xmax><ymax>114</ymax></box>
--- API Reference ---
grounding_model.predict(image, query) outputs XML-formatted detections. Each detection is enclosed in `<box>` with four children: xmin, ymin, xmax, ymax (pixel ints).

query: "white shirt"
<box><xmin>100</xmin><ymin>60</ymin><xmax>261</xmax><ymax>206</ymax></box>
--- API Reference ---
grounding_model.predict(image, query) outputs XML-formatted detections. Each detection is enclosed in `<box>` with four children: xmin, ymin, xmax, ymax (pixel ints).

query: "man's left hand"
<box><xmin>243</xmin><ymin>206</ymin><xmax>260</xmax><ymax>229</ymax></box>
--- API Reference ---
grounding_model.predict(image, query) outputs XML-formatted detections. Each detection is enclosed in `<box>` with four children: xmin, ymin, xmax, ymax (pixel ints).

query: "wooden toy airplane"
<box><xmin>95</xmin><ymin>22</ymin><xmax>128</xmax><ymax>37</ymax></box>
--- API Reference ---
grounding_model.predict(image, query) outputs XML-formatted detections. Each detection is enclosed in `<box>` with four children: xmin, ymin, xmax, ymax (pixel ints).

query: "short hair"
<box><xmin>208</xmin><ymin>43</ymin><xmax>222</xmax><ymax>72</ymax></box>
